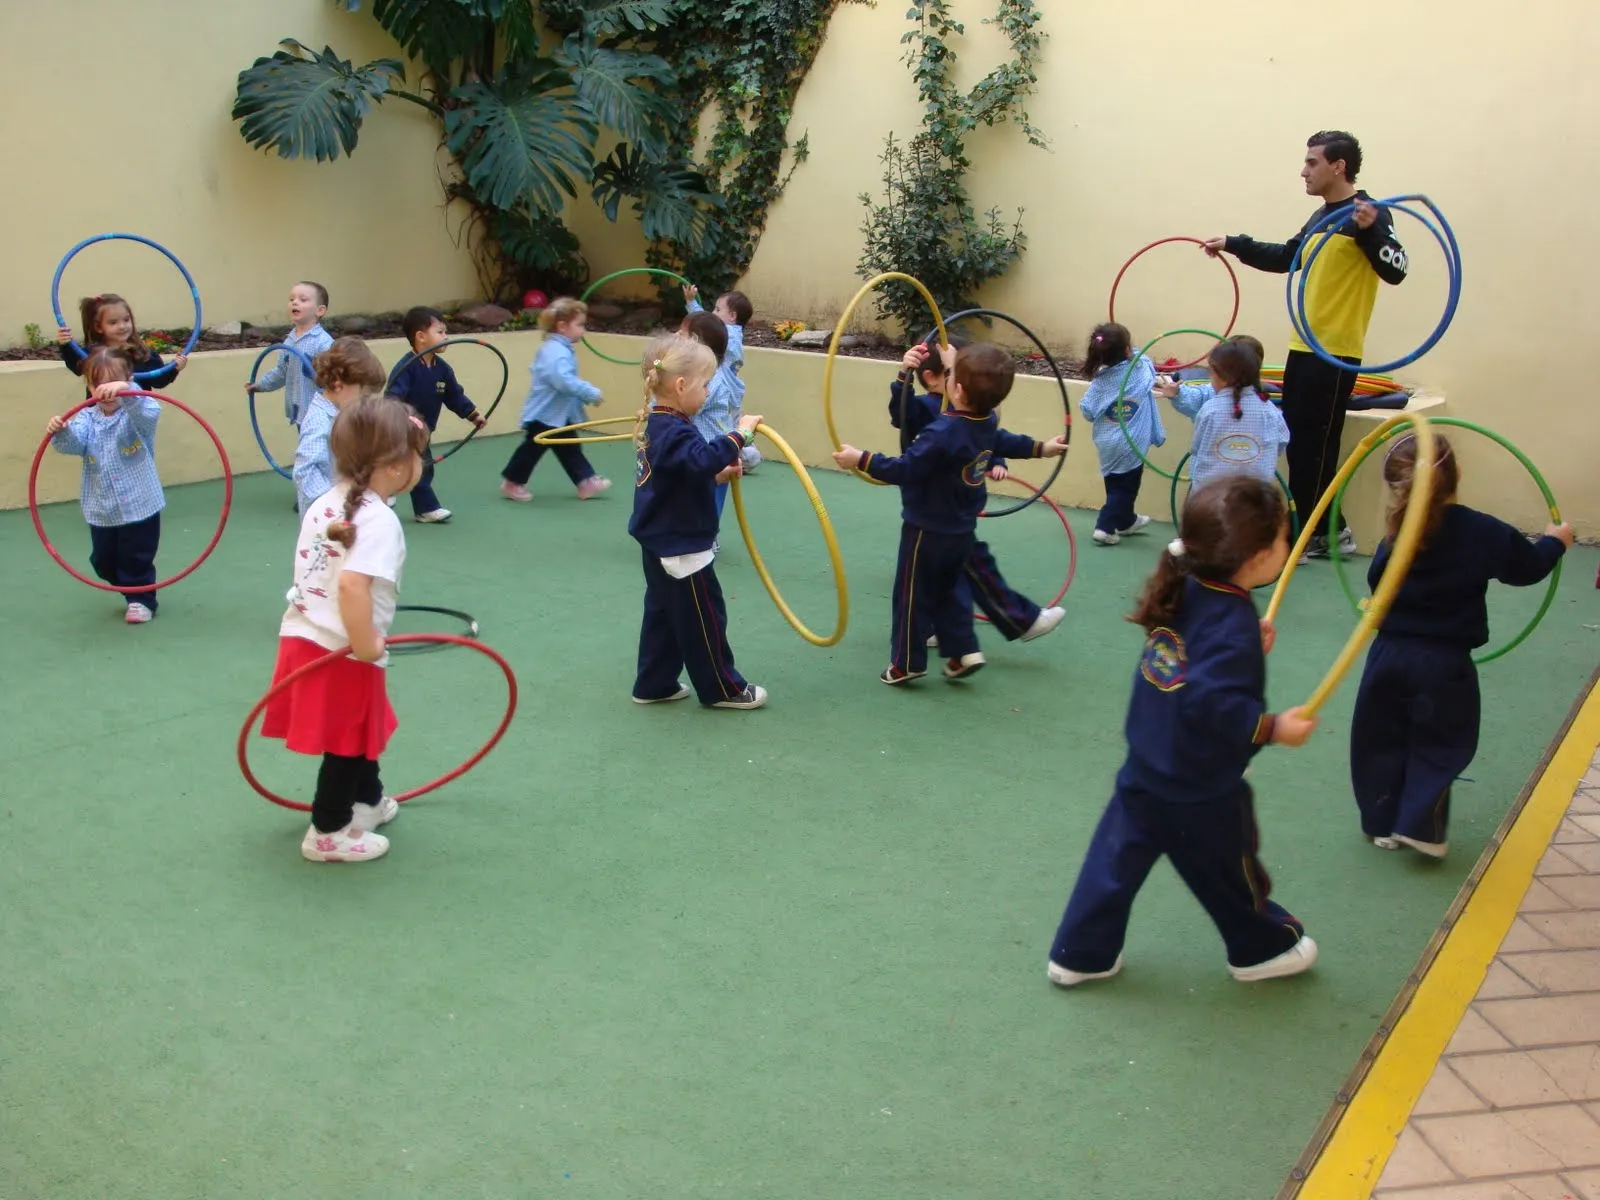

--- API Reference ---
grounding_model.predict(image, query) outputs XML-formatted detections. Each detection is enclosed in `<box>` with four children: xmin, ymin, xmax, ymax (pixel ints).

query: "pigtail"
<box><xmin>1232</xmin><ymin>391</ymin><xmax>1243</xmax><ymax>420</ymax></box>
<box><xmin>325</xmin><ymin>465</ymin><xmax>370</xmax><ymax>548</ymax></box>
<box><xmin>1127</xmin><ymin>543</ymin><xmax>1191</xmax><ymax>631</ymax></box>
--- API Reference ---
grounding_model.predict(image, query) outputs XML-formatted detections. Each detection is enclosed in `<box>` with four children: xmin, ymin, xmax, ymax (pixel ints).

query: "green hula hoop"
<box><xmin>578</xmin><ymin>266</ymin><xmax>693</xmax><ymax>365</ymax></box>
<box><xmin>1115</xmin><ymin>327</ymin><xmax>1226</xmax><ymax>481</ymax></box>
<box><xmin>1168</xmin><ymin>452</ymin><xmax>1299</xmax><ymax>538</ymax></box>
<box><xmin>1328</xmin><ymin>416</ymin><xmax>1562</xmax><ymax>665</ymax></box>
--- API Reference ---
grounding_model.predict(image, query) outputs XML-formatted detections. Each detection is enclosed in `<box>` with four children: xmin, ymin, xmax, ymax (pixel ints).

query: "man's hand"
<box><xmin>1352</xmin><ymin>199</ymin><xmax>1378</xmax><ymax>230</ymax></box>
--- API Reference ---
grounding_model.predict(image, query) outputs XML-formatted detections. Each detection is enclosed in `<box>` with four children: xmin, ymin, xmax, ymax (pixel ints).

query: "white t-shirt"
<box><xmin>280</xmin><ymin>485</ymin><xmax>405</xmax><ymax>667</ymax></box>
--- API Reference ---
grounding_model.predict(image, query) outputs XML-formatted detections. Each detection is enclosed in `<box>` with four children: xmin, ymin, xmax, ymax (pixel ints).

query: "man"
<box><xmin>1202</xmin><ymin>130</ymin><xmax>1407</xmax><ymax>558</ymax></box>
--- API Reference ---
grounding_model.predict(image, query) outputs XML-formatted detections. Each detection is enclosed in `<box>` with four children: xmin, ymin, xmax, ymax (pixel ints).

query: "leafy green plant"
<box><xmin>23</xmin><ymin>323</ymin><xmax>48</xmax><ymax>350</ymax></box>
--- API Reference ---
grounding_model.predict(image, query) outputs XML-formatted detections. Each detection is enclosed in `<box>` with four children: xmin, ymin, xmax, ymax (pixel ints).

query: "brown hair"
<box><xmin>539</xmin><ymin>297</ymin><xmax>587</xmax><ymax>332</ymax></box>
<box><xmin>719</xmin><ymin>290</ymin><xmax>753</xmax><ymax>326</ymax></box>
<box><xmin>953</xmin><ymin>343</ymin><xmax>1015</xmax><ymax>415</ymax></box>
<box><xmin>78</xmin><ymin>294</ymin><xmax>151</xmax><ymax>364</ymax></box>
<box><xmin>83</xmin><ymin>346</ymin><xmax>136</xmax><ymax>389</ymax></box>
<box><xmin>1227</xmin><ymin>333</ymin><xmax>1266</xmax><ymax>361</ymax></box>
<box><xmin>680</xmin><ymin>311</ymin><xmax>727</xmax><ymax>365</ymax></box>
<box><xmin>295</xmin><ymin>280</ymin><xmax>330</xmax><ymax>309</ymax></box>
<box><xmin>1129</xmin><ymin>476</ymin><xmax>1286</xmax><ymax>631</ymax></box>
<box><xmin>324</xmin><ymin>396</ymin><xmax>429</xmax><ymax>547</ymax></box>
<box><xmin>1383</xmin><ymin>432</ymin><xmax>1459</xmax><ymax>545</ymax></box>
<box><xmin>1208</xmin><ymin>338</ymin><xmax>1263</xmax><ymax>419</ymax></box>
<box><xmin>1082</xmin><ymin>322</ymin><xmax>1132</xmax><ymax>377</ymax></box>
<box><xmin>313</xmin><ymin>336</ymin><xmax>386</xmax><ymax>393</ymax></box>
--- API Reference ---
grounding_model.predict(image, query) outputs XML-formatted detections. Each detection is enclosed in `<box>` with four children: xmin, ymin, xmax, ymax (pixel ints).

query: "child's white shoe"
<box><xmin>1020</xmin><ymin>606</ymin><xmax>1065</xmax><ymax>642</ymax></box>
<box><xmin>1396</xmin><ymin>834</ymin><xmax>1449</xmax><ymax>859</ymax></box>
<box><xmin>1229</xmin><ymin>937</ymin><xmax>1317</xmax><ymax>982</ymax></box>
<box><xmin>1092</xmin><ymin>530</ymin><xmax>1120</xmax><ymax>546</ymax></box>
<box><xmin>301</xmin><ymin>824</ymin><xmax>390</xmax><ymax>863</ymax></box>
<box><xmin>576</xmin><ymin>476</ymin><xmax>612</xmax><ymax>500</ymax></box>
<box><xmin>125</xmin><ymin>602</ymin><xmax>154</xmax><ymax>624</ymax></box>
<box><xmin>1047</xmin><ymin>955</ymin><xmax>1123</xmax><ymax>988</ymax></box>
<box><xmin>1117</xmin><ymin>515</ymin><xmax>1152</xmax><ymax>536</ymax></box>
<box><xmin>351</xmin><ymin>796</ymin><xmax>398</xmax><ymax>832</ymax></box>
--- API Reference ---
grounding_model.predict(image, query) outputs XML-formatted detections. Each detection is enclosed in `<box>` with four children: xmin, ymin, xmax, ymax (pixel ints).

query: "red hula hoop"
<box><xmin>975</xmin><ymin>492</ymin><xmax>1077</xmax><ymax>621</ymax></box>
<box><xmin>238</xmin><ymin>634</ymin><xmax>519</xmax><ymax>813</ymax></box>
<box><xmin>1108</xmin><ymin>237</ymin><xmax>1240</xmax><ymax>370</ymax></box>
<box><xmin>30</xmin><ymin>391</ymin><xmax>233</xmax><ymax>594</ymax></box>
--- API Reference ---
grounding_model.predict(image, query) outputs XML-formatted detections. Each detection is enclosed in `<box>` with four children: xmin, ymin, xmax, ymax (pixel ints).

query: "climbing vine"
<box><xmin>859</xmin><ymin>0</ymin><xmax>1047</xmax><ymax>339</ymax></box>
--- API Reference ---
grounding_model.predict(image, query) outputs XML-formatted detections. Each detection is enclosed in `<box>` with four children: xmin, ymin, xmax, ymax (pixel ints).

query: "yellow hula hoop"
<box><xmin>730</xmin><ymin>422</ymin><xmax>849</xmax><ymax>647</ymax></box>
<box><xmin>532</xmin><ymin>415</ymin><xmax>639</xmax><ymax>445</ymax></box>
<box><xmin>1265</xmin><ymin>412</ymin><xmax>1437</xmax><ymax>717</ymax></box>
<box><xmin>822</xmin><ymin>272</ymin><xmax>949</xmax><ymax>486</ymax></box>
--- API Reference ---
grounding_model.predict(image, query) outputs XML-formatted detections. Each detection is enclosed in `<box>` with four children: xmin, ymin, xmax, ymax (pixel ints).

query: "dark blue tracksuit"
<box><xmin>890</xmin><ymin>381</ymin><xmax>1042</xmax><ymax>640</ymax></box>
<box><xmin>388</xmin><ymin>355</ymin><xmax>481</xmax><ymax>516</ymax></box>
<box><xmin>629</xmin><ymin>408</ymin><xmax>749</xmax><ymax>705</ymax></box>
<box><xmin>1050</xmin><ymin>577</ymin><xmax>1307</xmax><ymax>973</ymax></box>
<box><xmin>1350</xmin><ymin>505</ymin><xmax>1566</xmax><ymax>844</ymax></box>
<box><xmin>861</xmin><ymin>408</ymin><xmax>1043</xmax><ymax>674</ymax></box>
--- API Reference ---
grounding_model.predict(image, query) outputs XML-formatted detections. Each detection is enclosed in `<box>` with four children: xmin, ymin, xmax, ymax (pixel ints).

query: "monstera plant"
<box><xmin>232</xmin><ymin>0</ymin><xmax>719</xmax><ymax>300</ymax></box>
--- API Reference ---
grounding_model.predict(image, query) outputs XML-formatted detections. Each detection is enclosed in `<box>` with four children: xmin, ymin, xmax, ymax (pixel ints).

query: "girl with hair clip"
<box><xmin>293</xmin><ymin>337</ymin><xmax>388</xmax><ymax>517</ymax></box>
<box><xmin>261</xmin><ymin>396</ymin><xmax>429</xmax><ymax>864</ymax></box>
<box><xmin>1349</xmin><ymin>435</ymin><xmax>1572</xmax><ymax>858</ymax></box>
<box><xmin>1162</xmin><ymin>338</ymin><xmax>1289</xmax><ymax>491</ymax></box>
<box><xmin>1047</xmin><ymin>475</ymin><xmax>1319</xmax><ymax>988</ymax></box>
<box><xmin>500</xmin><ymin>297</ymin><xmax>610</xmax><ymax>502</ymax></box>
<box><xmin>628</xmin><ymin>333</ymin><xmax>766</xmax><ymax>711</ymax></box>
<box><xmin>1077</xmin><ymin>322</ymin><xmax>1163</xmax><ymax>546</ymax></box>
<box><xmin>57</xmin><ymin>293</ymin><xmax>187</xmax><ymax>394</ymax></box>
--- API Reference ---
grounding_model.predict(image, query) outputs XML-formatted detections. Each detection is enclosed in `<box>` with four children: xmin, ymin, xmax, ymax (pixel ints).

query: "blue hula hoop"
<box><xmin>248</xmin><ymin>343</ymin><xmax>317</xmax><ymax>480</ymax></box>
<box><xmin>1288</xmin><ymin>194</ymin><xmax>1461</xmax><ymax>374</ymax></box>
<box><xmin>51</xmin><ymin>233</ymin><xmax>203</xmax><ymax>385</ymax></box>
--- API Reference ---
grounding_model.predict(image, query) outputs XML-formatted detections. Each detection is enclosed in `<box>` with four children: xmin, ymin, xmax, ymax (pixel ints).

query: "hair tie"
<box><xmin>652</xmin><ymin>358</ymin><xmax>663</xmax><ymax>369</ymax></box>
<box><xmin>407</xmin><ymin>414</ymin><xmax>426</xmax><ymax>432</ymax></box>
<box><xmin>1167</xmin><ymin>538</ymin><xmax>1187</xmax><ymax>558</ymax></box>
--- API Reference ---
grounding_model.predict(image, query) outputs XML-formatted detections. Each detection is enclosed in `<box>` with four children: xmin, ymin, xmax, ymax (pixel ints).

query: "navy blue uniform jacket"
<box><xmin>629</xmin><ymin>408</ymin><xmax>744</xmax><ymax>557</ymax></box>
<box><xmin>861</xmin><ymin>409</ymin><xmax>1040</xmax><ymax>535</ymax></box>
<box><xmin>389</xmin><ymin>355</ymin><xmax>479</xmax><ymax>432</ymax></box>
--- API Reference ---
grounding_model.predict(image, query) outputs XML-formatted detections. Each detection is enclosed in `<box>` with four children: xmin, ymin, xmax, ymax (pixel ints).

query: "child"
<box><xmin>685</xmin><ymin>283</ymin><xmax>760</xmax><ymax>474</ymax></box>
<box><xmin>1155</xmin><ymin>333</ymin><xmax>1267</xmax><ymax>414</ymax></box>
<box><xmin>1047</xmin><ymin>476</ymin><xmax>1319</xmax><ymax>987</ymax></box>
<box><xmin>1158</xmin><ymin>338</ymin><xmax>1289</xmax><ymax>492</ymax></box>
<box><xmin>261</xmin><ymin>395</ymin><xmax>429</xmax><ymax>864</ymax></box>
<box><xmin>834</xmin><ymin>343</ymin><xmax>1068</xmax><ymax>684</ymax></box>
<box><xmin>294</xmin><ymin>338</ymin><xmax>388</xmax><ymax>517</ymax></box>
<box><xmin>1349</xmin><ymin>434</ymin><xmax>1572</xmax><ymax>858</ymax></box>
<box><xmin>680</xmin><ymin>309</ymin><xmax>736</xmax><ymax>517</ymax></box>
<box><xmin>500</xmin><ymin>298</ymin><xmax>610</xmax><ymax>502</ymax></box>
<box><xmin>628</xmin><ymin>334</ymin><xmax>766</xmax><ymax>710</ymax></box>
<box><xmin>44</xmin><ymin>347</ymin><xmax>166</xmax><ymax>624</ymax></box>
<box><xmin>245</xmin><ymin>281</ymin><xmax>335</xmax><ymax>427</ymax></box>
<box><xmin>1077</xmin><ymin>323</ymin><xmax>1163</xmax><ymax>546</ymax></box>
<box><xmin>57</xmin><ymin>293</ymin><xmax>188</xmax><ymax>393</ymax></box>
<box><xmin>387</xmin><ymin>306</ymin><xmax>487</xmax><ymax>523</ymax></box>
<box><xmin>891</xmin><ymin>339</ymin><xmax>1064</xmax><ymax>644</ymax></box>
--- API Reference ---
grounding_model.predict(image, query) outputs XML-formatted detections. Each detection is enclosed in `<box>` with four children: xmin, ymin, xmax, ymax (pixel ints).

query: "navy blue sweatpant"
<box><xmin>89</xmin><ymin>512</ymin><xmax>161</xmax><ymax>610</ymax></box>
<box><xmin>1349</xmin><ymin>634</ymin><xmax>1478</xmax><ymax>844</ymax></box>
<box><xmin>1049</xmin><ymin>782</ymin><xmax>1305</xmax><ymax>973</ymax></box>
<box><xmin>890</xmin><ymin>523</ymin><xmax>977</xmax><ymax>674</ymax></box>
<box><xmin>958</xmin><ymin>539</ymin><xmax>1041</xmax><ymax>642</ymax></box>
<box><xmin>1096</xmin><ymin>467</ymin><xmax>1144</xmax><ymax>535</ymax></box>
<box><xmin>634</xmin><ymin>550</ymin><xmax>748</xmax><ymax>705</ymax></box>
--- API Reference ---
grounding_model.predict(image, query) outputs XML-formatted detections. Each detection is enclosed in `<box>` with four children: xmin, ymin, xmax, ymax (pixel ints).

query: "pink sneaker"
<box><xmin>500</xmin><ymin>480</ymin><xmax>532</xmax><ymax>502</ymax></box>
<box><xmin>576</xmin><ymin>476</ymin><xmax>612</xmax><ymax>500</ymax></box>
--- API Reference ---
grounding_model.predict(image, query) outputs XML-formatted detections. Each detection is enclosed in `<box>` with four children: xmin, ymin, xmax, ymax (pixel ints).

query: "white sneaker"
<box><xmin>1117</xmin><ymin>515</ymin><xmax>1152</xmax><ymax>536</ymax></box>
<box><xmin>125</xmin><ymin>602</ymin><xmax>154</xmax><ymax>624</ymax></box>
<box><xmin>300</xmin><ymin>824</ymin><xmax>390</xmax><ymax>863</ymax></box>
<box><xmin>1047</xmin><ymin>956</ymin><xmax>1123</xmax><ymax>988</ymax></box>
<box><xmin>1372</xmin><ymin>835</ymin><xmax>1400</xmax><ymax>850</ymax></box>
<box><xmin>1021</xmin><ymin>605</ymin><xmax>1065</xmax><ymax>642</ymax></box>
<box><xmin>499</xmin><ymin>480</ymin><xmax>533</xmax><ymax>502</ymax></box>
<box><xmin>1396</xmin><ymin>834</ymin><xmax>1449</xmax><ymax>859</ymax></box>
<box><xmin>942</xmin><ymin>652</ymin><xmax>986</xmax><ymax>680</ymax></box>
<box><xmin>1337</xmin><ymin>527</ymin><xmax>1358</xmax><ymax>556</ymax></box>
<box><xmin>632</xmin><ymin>686</ymin><xmax>692</xmax><ymax>704</ymax></box>
<box><xmin>1229</xmin><ymin>937</ymin><xmax>1318</xmax><ymax>982</ymax></box>
<box><xmin>351</xmin><ymin>795</ymin><xmax>398</xmax><ymax>832</ymax></box>
<box><xmin>711</xmin><ymin>684</ymin><xmax>768</xmax><ymax>710</ymax></box>
<box><xmin>1092</xmin><ymin>529</ymin><xmax>1120</xmax><ymax>546</ymax></box>
<box><xmin>926</xmin><ymin>635</ymin><xmax>939</xmax><ymax>648</ymax></box>
<box><xmin>417</xmin><ymin>508</ymin><xmax>452</xmax><ymax>523</ymax></box>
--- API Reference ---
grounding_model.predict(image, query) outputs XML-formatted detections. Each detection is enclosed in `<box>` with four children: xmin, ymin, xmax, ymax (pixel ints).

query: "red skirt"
<box><xmin>259</xmin><ymin>636</ymin><xmax>398</xmax><ymax>759</ymax></box>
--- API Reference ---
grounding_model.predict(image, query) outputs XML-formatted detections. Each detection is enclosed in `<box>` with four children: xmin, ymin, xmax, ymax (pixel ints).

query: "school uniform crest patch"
<box><xmin>1140</xmin><ymin>627</ymin><xmax>1187</xmax><ymax>691</ymax></box>
<box><xmin>961</xmin><ymin>450</ymin><xmax>993</xmax><ymax>487</ymax></box>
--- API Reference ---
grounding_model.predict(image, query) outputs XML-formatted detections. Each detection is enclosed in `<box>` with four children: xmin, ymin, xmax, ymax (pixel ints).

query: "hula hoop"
<box><xmin>247</xmin><ymin>343</ymin><xmax>316</xmax><ymax>480</ymax></box>
<box><xmin>1265</xmin><ymin>413</ymin><xmax>1438</xmax><ymax>716</ymax></box>
<box><xmin>578</xmin><ymin>267</ymin><xmax>693</xmax><ymax>365</ymax></box>
<box><xmin>824</xmin><ymin>272</ymin><xmax>949</xmax><ymax>486</ymax></box>
<box><xmin>729</xmin><ymin>422</ymin><xmax>849</xmax><ymax>647</ymax></box>
<box><xmin>533</xmin><ymin>415</ymin><xmax>639</xmax><ymax>445</ymax></box>
<box><xmin>387</xmin><ymin>605</ymin><xmax>481</xmax><ymax>657</ymax></box>
<box><xmin>915</xmin><ymin>308</ymin><xmax>1073</xmax><ymax>518</ymax></box>
<box><xmin>30</xmin><ymin>391</ymin><xmax>233</xmax><ymax>594</ymax></box>
<box><xmin>1167</xmin><ymin>453</ymin><xmax>1299</xmax><ymax>537</ymax></box>
<box><xmin>1326</xmin><ymin>417</ymin><xmax>1561</xmax><ymax>665</ymax></box>
<box><xmin>52</xmin><ymin>233</ymin><xmax>202</xmax><ymax>384</ymax></box>
<box><xmin>385</xmin><ymin>337</ymin><xmax>509</xmax><ymax>464</ymax></box>
<box><xmin>1290</xmin><ymin>194</ymin><xmax>1461</xmax><ymax>374</ymax></box>
<box><xmin>974</xmin><ymin>492</ymin><xmax>1076</xmax><ymax>623</ymax></box>
<box><xmin>1113</xmin><ymin>327</ymin><xmax>1226</xmax><ymax>480</ymax></box>
<box><xmin>238</xmin><ymin>634</ymin><xmax>518</xmax><ymax>812</ymax></box>
<box><xmin>1108</xmin><ymin>237</ymin><xmax>1240</xmax><ymax>370</ymax></box>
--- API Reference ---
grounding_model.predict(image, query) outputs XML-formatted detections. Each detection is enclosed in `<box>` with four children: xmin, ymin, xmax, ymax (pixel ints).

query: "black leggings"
<box><xmin>1280</xmin><ymin>349</ymin><xmax>1362</xmax><ymax>536</ymax></box>
<box><xmin>313</xmin><ymin>753</ymin><xmax>382</xmax><ymax>833</ymax></box>
<box><xmin>502</xmin><ymin>421</ymin><xmax>596</xmax><ymax>486</ymax></box>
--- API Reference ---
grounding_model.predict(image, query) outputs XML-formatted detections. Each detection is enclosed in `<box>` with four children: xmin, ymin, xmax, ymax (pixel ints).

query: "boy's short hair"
<box><xmin>719</xmin><ymin>290</ymin><xmax>753</xmax><ymax>326</ymax></box>
<box><xmin>953</xmin><ymin>343</ymin><xmax>1014</xmax><ymax>414</ymax></box>
<box><xmin>297</xmin><ymin>280</ymin><xmax>330</xmax><ymax>309</ymax></box>
<box><xmin>402</xmin><ymin>306</ymin><xmax>445</xmax><ymax>347</ymax></box>
<box><xmin>681</xmin><ymin>311</ymin><xmax>727</xmax><ymax>365</ymax></box>
<box><xmin>915</xmin><ymin>333</ymin><xmax>969</xmax><ymax>385</ymax></box>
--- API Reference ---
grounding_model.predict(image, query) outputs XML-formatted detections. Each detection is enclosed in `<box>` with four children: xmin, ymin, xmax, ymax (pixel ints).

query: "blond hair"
<box><xmin>635</xmin><ymin>333</ymin><xmax>716</xmax><ymax>446</ymax></box>
<box><xmin>538</xmin><ymin>297</ymin><xmax>587</xmax><ymax>332</ymax></box>
<box><xmin>324</xmin><ymin>396</ymin><xmax>430</xmax><ymax>547</ymax></box>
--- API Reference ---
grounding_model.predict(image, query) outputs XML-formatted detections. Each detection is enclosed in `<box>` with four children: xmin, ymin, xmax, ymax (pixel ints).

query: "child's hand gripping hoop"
<box><xmin>729</xmin><ymin>422</ymin><xmax>850</xmax><ymax>647</ymax></box>
<box><xmin>1326</xmin><ymin>416</ymin><xmax>1561</xmax><ymax>665</ymax></box>
<box><xmin>385</xmin><ymin>337</ymin><xmax>510</xmax><ymax>464</ymax></box>
<box><xmin>578</xmin><ymin>267</ymin><xmax>694</xmax><ymax>366</ymax></box>
<box><xmin>973</xmin><ymin>493</ymin><xmax>1077</xmax><ymax>623</ymax></box>
<box><xmin>1108</xmin><ymin>237</ymin><xmax>1240</xmax><ymax>370</ymax></box>
<box><xmin>532</xmin><ymin>415</ymin><xmax>640</xmax><ymax>445</ymax></box>
<box><xmin>51</xmin><ymin>233</ymin><xmax>203</xmax><ymax>384</ymax></box>
<box><xmin>823</xmin><ymin>272</ymin><xmax>949</xmax><ymax>486</ymax></box>
<box><xmin>238</xmin><ymin>635</ymin><xmax>518</xmax><ymax>812</ymax></box>
<box><xmin>1265</xmin><ymin>412</ymin><xmax>1439</xmax><ymax>717</ymax></box>
<box><xmin>1112</xmin><ymin>327</ymin><xmax>1228</xmax><ymax>480</ymax></box>
<box><xmin>247</xmin><ymin>342</ymin><xmax>316</xmax><ymax>479</ymax></box>
<box><xmin>29</xmin><ymin>391</ymin><xmax>233</xmax><ymax>594</ymax></box>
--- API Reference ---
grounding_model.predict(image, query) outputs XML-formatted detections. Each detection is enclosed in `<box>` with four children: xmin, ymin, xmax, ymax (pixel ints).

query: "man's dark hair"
<box><xmin>1307</xmin><ymin>130</ymin><xmax>1362</xmax><ymax>182</ymax></box>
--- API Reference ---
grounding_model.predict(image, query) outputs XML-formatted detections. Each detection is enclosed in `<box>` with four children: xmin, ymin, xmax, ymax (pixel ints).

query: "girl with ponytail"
<box><xmin>1158</xmin><ymin>337</ymin><xmax>1288</xmax><ymax>491</ymax></box>
<box><xmin>261</xmin><ymin>396</ymin><xmax>429</xmax><ymax>864</ymax></box>
<box><xmin>1077</xmin><ymin>322</ymin><xmax>1164</xmax><ymax>546</ymax></box>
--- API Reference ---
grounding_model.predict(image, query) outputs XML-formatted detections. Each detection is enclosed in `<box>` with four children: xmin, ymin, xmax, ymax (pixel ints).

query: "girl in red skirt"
<box><xmin>261</xmin><ymin>396</ymin><xmax>429</xmax><ymax>863</ymax></box>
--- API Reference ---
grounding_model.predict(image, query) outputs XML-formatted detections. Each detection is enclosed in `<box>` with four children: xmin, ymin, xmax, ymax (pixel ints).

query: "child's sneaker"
<box><xmin>1047</xmin><ymin>955</ymin><xmax>1123</xmax><ymax>988</ymax></box>
<box><xmin>125</xmin><ymin>602</ymin><xmax>154</xmax><ymax>624</ymax></box>
<box><xmin>942</xmin><ymin>652</ymin><xmax>986</xmax><ymax>680</ymax></box>
<box><xmin>880</xmin><ymin>665</ymin><xmax>926</xmax><ymax>685</ymax></box>
<box><xmin>1092</xmin><ymin>529</ymin><xmax>1120</xmax><ymax>546</ymax></box>
<box><xmin>1395</xmin><ymin>834</ymin><xmax>1449</xmax><ymax>859</ymax></box>
<box><xmin>1229</xmin><ymin>936</ymin><xmax>1318</xmax><ymax>982</ymax></box>
<box><xmin>711</xmin><ymin>684</ymin><xmax>768</xmax><ymax>710</ymax></box>
<box><xmin>1117</xmin><ymin>515</ymin><xmax>1152</xmax><ymax>536</ymax></box>
<box><xmin>500</xmin><ymin>480</ymin><xmax>533</xmax><ymax>502</ymax></box>
<box><xmin>1020</xmin><ymin>605</ymin><xmax>1065</xmax><ymax>642</ymax></box>
<box><xmin>632</xmin><ymin>685</ymin><xmax>691</xmax><ymax>704</ymax></box>
<box><xmin>740</xmin><ymin>446</ymin><xmax>761</xmax><ymax>472</ymax></box>
<box><xmin>576</xmin><ymin>476</ymin><xmax>612</xmax><ymax>500</ymax></box>
<box><xmin>351</xmin><ymin>795</ymin><xmax>398</xmax><ymax>832</ymax></box>
<box><xmin>300</xmin><ymin>824</ymin><xmax>390</xmax><ymax>863</ymax></box>
<box><xmin>1371</xmin><ymin>835</ymin><xmax>1400</xmax><ymax>850</ymax></box>
<box><xmin>417</xmin><ymin>508</ymin><xmax>452</xmax><ymax>523</ymax></box>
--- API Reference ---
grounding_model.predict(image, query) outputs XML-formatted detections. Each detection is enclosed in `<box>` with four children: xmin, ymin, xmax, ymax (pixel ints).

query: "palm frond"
<box><xmin>232</xmin><ymin>40</ymin><xmax>405</xmax><ymax>161</ymax></box>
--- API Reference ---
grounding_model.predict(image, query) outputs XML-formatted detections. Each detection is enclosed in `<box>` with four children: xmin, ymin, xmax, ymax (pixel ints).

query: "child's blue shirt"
<box><xmin>254</xmin><ymin>323</ymin><xmax>334</xmax><ymax>424</ymax></box>
<box><xmin>50</xmin><ymin>394</ymin><xmax>165</xmax><ymax>526</ymax></box>
<box><xmin>1079</xmin><ymin>355</ymin><xmax>1165</xmax><ymax>477</ymax></box>
<box><xmin>520</xmin><ymin>334</ymin><xmax>602</xmax><ymax>428</ymax></box>
<box><xmin>1187</xmin><ymin>387</ymin><xmax>1290</xmax><ymax>490</ymax></box>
